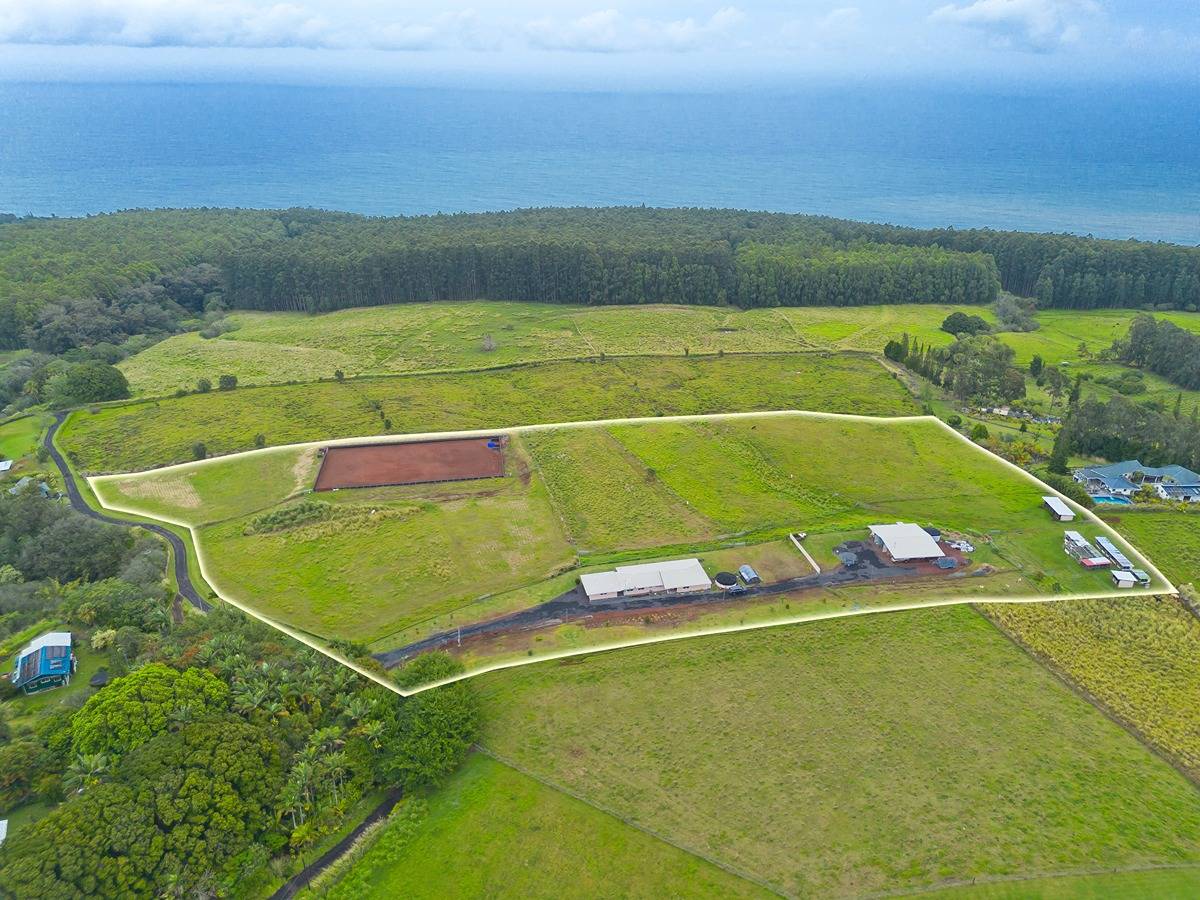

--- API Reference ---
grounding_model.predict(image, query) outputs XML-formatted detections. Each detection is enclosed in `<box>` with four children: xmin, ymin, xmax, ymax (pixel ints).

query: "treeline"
<box><xmin>3</xmin><ymin>207</ymin><xmax>1199</xmax><ymax>347</ymax></box>
<box><xmin>734</xmin><ymin>244</ymin><xmax>998</xmax><ymax>307</ymax></box>
<box><xmin>1114</xmin><ymin>314</ymin><xmax>1200</xmax><ymax>391</ymax></box>
<box><xmin>818</xmin><ymin>221</ymin><xmax>1200</xmax><ymax>310</ymax></box>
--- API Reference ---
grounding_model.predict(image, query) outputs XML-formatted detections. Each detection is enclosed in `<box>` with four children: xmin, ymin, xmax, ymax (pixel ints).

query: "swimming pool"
<box><xmin>1092</xmin><ymin>496</ymin><xmax>1133</xmax><ymax>506</ymax></box>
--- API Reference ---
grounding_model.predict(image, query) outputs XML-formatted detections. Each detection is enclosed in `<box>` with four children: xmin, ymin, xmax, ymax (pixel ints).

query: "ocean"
<box><xmin>1</xmin><ymin>81</ymin><xmax>1197</xmax><ymax>243</ymax></box>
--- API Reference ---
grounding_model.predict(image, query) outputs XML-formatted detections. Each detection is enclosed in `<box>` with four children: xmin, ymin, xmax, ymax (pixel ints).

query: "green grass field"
<box><xmin>918</xmin><ymin>866</ymin><xmax>1200</xmax><ymax>899</ymax></box>
<box><xmin>118</xmin><ymin>302</ymin><xmax>987</xmax><ymax>394</ymax></box>
<box><xmin>91</xmin><ymin>413</ymin><xmax>1164</xmax><ymax>664</ymax></box>
<box><xmin>62</xmin><ymin>353</ymin><xmax>916</xmax><ymax>473</ymax></box>
<box><xmin>333</xmin><ymin>753</ymin><xmax>769</xmax><ymax>899</ymax></box>
<box><xmin>475</xmin><ymin>604</ymin><xmax>1200</xmax><ymax>898</ymax></box>
<box><xmin>116</xmin><ymin>303</ymin><xmax>1200</xmax><ymax>421</ymax></box>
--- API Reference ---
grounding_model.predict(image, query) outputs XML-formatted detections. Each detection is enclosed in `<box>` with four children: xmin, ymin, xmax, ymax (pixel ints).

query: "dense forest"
<box><xmin>2</xmin><ymin>207</ymin><xmax>1198</xmax><ymax>349</ymax></box>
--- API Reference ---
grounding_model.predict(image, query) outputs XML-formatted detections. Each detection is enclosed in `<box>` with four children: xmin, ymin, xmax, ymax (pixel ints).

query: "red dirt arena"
<box><xmin>313</xmin><ymin>437</ymin><xmax>505</xmax><ymax>491</ymax></box>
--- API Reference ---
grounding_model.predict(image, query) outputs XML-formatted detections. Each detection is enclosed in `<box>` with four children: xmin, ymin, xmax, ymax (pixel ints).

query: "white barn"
<box><xmin>581</xmin><ymin>558</ymin><xmax>711</xmax><ymax>602</ymax></box>
<box><xmin>868</xmin><ymin>523</ymin><xmax>945</xmax><ymax>562</ymax></box>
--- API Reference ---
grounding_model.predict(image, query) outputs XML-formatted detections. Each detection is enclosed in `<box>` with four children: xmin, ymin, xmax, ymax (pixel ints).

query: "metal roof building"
<box><xmin>581</xmin><ymin>558</ymin><xmax>711</xmax><ymax>602</ymax></box>
<box><xmin>1095</xmin><ymin>536</ymin><xmax>1134</xmax><ymax>570</ymax></box>
<box><xmin>1041</xmin><ymin>496</ymin><xmax>1075</xmax><ymax>521</ymax></box>
<box><xmin>868</xmin><ymin>523</ymin><xmax>945</xmax><ymax>561</ymax></box>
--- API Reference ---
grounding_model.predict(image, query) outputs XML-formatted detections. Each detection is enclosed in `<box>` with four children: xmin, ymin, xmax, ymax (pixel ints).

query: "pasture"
<box><xmin>475</xmin><ymin>604</ymin><xmax>1200</xmax><ymax>898</ymax></box>
<box><xmin>117</xmin><ymin>302</ymin><xmax>979</xmax><ymax>393</ymax></box>
<box><xmin>90</xmin><ymin>412</ymin><xmax>1164</xmax><ymax>665</ymax></box>
<box><xmin>115</xmin><ymin>302</ymin><xmax>1200</xmax><ymax>420</ymax></box>
<box><xmin>328</xmin><ymin>753</ymin><xmax>768</xmax><ymax>899</ymax></box>
<box><xmin>61</xmin><ymin>353</ymin><xmax>916</xmax><ymax>472</ymax></box>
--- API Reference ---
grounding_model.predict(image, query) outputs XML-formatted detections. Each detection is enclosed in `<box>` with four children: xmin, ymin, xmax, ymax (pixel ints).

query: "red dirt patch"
<box><xmin>313</xmin><ymin>437</ymin><xmax>505</xmax><ymax>491</ymax></box>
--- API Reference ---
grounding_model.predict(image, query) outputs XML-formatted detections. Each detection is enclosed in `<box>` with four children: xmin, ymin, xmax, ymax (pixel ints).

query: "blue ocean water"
<box><xmin>1</xmin><ymin>81</ymin><xmax>1197</xmax><ymax>243</ymax></box>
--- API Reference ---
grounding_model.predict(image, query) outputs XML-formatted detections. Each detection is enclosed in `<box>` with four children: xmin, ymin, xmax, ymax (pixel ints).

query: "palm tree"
<box><xmin>233</xmin><ymin>681</ymin><xmax>270</xmax><ymax>714</ymax></box>
<box><xmin>64</xmin><ymin>753</ymin><xmax>111</xmax><ymax>793</ymax></box>
<box><xmin>358</xmin><ymin>719</ymin><xmax>385</xmax><ymax>748</ymax></box>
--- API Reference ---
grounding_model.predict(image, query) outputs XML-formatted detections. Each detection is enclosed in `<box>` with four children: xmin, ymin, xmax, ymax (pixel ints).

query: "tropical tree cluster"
<box><xmin>0</xmin><ymin>486</ymin><xmax>480</xmax><ymax>897</ymax></box>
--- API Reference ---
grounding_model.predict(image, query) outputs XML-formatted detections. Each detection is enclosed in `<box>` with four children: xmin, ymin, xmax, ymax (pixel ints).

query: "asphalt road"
<box><xmin>43</xmin><ymin>412</ymin><xmax>211</xmax><ymax>612</ymax></box>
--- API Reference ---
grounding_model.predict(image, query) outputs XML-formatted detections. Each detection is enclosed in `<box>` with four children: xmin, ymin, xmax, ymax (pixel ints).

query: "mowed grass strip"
<box><xmin>914</xmin><ymin>866</ymin><xmax>1200</xmax><ymax>899</ymax></box>
<box><xmin>476</xmin><ymin>605</ymin><xmax>1200</xmax><ymax>898</ymax></box>
<box><xmin>338</xmin><ymin>753</ymin><xmax>770</xmax><ymax>899</ymax></box>
<box><xmin>524</xmin><ymin>427</ymin><xmax>718</xmax><ymax>552</ymax></box>
<box><xmin>61</xmin><ymin>353</ymin><xmax>917</xmax><ymax>473</ymax></box>
<box><xmin>199</xmin><ymin>472</ymin><xmax>575</xmax><ymax>643</ymax></box>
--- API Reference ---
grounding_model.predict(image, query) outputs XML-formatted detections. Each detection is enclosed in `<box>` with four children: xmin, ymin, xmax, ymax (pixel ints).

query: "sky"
<box><xmin>0</xmin><ymin>0</ymin><xmax>1197</xmax><ymax>88</ymax></box>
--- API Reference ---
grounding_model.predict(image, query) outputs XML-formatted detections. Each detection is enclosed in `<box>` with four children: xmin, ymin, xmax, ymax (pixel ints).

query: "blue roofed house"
<box><xmin>11</xmin><ymin>632</ymin><xmax>76</xmax><ymax>694</ymax></box>
<box><xmin>1073</xmin><ymin>460</ymin><xmax>1200</xmax><ymax>501</ymax></box>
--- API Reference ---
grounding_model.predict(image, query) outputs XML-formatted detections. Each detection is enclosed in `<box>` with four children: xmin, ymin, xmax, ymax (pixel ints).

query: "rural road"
<box><xmin>44</xmin><ymin>412</ymin><xmax>212</xmax><ymax>613</ymax></box>
<box><xmin>269</xmin><ymin>789</ymin><xmax>403</xmax><ymax>899</ymax></box>
<box><xmin>374</xmin><ymin>542</ymin><xmax>951</xmax><ymax>668</ymax></box>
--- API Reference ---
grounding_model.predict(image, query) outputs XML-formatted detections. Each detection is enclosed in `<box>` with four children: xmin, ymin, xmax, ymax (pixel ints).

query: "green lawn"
<box><xmin>475</xmin><ymin>604</ymin><xmax>1200</xmax><ymax>898</ymax></box>
<box><xmin>62</xmin><ymin>353</ymin><xmax>916</xmax><ymax>473</ymax></box>
<box><xmin>333</xmin><ymin>753</ymin><xmax>768</xmax><ymax>899</ymax></box>
<box><xmin>198</xmin><ymin>466</ymin><xmax>575</xmax><ymax>644</ymax></box>
<box><xmin>93</xmin><ymin>445</ymin><xmax>320</xmax><ymax>526</ymax></box>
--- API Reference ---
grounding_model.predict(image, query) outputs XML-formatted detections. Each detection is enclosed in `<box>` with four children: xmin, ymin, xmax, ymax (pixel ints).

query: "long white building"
<box><xmin>581</xmin><ymin>558</ymin><xmax>712</xmax><ymax>602</ymax></box>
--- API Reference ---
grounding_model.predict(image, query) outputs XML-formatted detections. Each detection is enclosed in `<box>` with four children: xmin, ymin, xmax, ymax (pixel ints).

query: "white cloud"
<box><xmin>524</xmin><ymin>7</ymin><xmax>745</xmax><ymax>53</ymax></box>
<box><xmin>779</xmin><ymin>5</ymin><xmax>862</xmax><ymax>51</ymax></box>
<box><xmin>819</xmin><ymin>7</ymin><xmax>862</xmax><ymax>32</ymax></box>
<box><xmin>0</xmin><ymin>0</ymin><xmax>496</xmax><ymax>50</ymax></box>
<box><xmin>0</xmin><ymin>0</ymin><xmax>333</xmax><ymax>48</ymax></box>
<box><xmin>930</xmin><ymin>0</ymin><xmax>1100</xmax><ymax>52</ymax></box>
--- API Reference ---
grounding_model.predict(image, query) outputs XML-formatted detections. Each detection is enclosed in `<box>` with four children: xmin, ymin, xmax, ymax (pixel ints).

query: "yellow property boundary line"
<box><xmin>88</xmin><ymin>410</ymin><xmax>1177</xmax><ymax>697</ymax></box>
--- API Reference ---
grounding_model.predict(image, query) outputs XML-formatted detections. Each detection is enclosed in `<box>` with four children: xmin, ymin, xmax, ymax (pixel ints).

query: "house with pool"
<box><xmin>1073</xmin><ymin>460</ymin><xmax>1200</xmax><ymax>504</ymax></box>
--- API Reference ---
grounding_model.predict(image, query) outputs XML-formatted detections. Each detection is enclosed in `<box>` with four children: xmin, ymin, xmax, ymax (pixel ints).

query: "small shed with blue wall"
<box><xmin>11</xmin><ymin>632</ymin><xmax>75</xmax><ymax>695</ymax></box>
